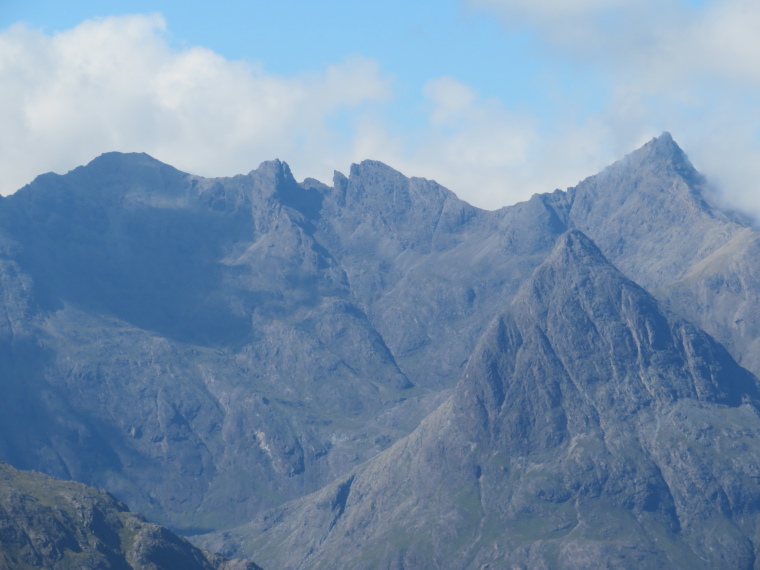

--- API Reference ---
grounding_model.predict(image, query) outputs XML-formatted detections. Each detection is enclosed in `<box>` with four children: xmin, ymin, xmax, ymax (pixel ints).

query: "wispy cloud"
<box><xmin>465</xmin><ymin>0</ymin><xmax>760</xmax><ymax>216</ymax></box>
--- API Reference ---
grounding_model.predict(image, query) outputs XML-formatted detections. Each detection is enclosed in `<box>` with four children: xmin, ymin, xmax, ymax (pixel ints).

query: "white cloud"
<box><xmin>5</xmin><ymin>6</ymin><xmax>760</xmax><ymax>216</ymax></box>
<box><xmin>0</xmin><ymin>12</ymin><xmax>607</xmax><ymax>210</ymax></box>
<box><xmin>0</xmin><ymin>14</ymin><xmax>391</xmax><ymax>195</ymax></box>
<box><xmin>343</xmin><ymin>77</ymin><xmax>619</xmax><ymax>210</ymax></box>
<box><xmin>462</xmin><ymin>0</ymin><xmax>760</xmax><ymax>217</ymax></box>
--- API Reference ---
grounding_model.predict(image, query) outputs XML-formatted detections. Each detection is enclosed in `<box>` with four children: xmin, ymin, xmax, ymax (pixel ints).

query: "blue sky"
<box><xmin>2</xmin><ymin>0</ymin><xmax>760</xmax><ymax>212</ymax></box>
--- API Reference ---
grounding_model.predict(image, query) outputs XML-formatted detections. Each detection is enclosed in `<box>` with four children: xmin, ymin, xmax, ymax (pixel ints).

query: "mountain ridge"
<box><xmin>203</xmin><ymin>228</ymin><xmax>760</xmax><ymax>569</ymax></box>
<box><xmin>4</xmin><ymin>132</ymin><xmax>760</xmax><ymax>566</ymax></box>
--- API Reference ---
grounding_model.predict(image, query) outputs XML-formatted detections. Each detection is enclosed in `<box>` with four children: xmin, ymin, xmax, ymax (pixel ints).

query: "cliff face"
<box><xmin>206</xmin><ymin>231</ymin><xmax>760</xmax><ymax>570</ymax></box>
<box><xmin>0</xmin><ymin>151</ymin><xmax>567</xmax><ymax>531</ymax></box>
<box><xmin>4</xmin><ymin>134</ymin><xmax>760</xmax><ymax>568</ymax></box>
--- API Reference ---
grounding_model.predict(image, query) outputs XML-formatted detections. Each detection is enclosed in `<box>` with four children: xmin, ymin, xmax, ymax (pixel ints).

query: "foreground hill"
<box><xmin>203</xmin><ymin>231</ymin><xmax>760</xmax><ymax>569</ymax></box>
<box><xmin>0</xmin><ymin>461</ymin><xmax>259</xmax><ymax>570</ymax></box>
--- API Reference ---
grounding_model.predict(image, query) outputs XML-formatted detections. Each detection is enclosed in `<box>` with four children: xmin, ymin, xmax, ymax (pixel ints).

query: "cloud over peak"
<box><xmin>0</xmin><ymin>14</ymin><xmax>391</xmax><ymax>195</ymax></box>
<box><xmin>4</xmin><ymin>5</ymin><xmax>760</xmax><ymax>216</ymax></box>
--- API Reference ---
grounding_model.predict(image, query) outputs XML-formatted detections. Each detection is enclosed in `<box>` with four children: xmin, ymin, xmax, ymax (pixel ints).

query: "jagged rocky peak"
<box><xmin>568</xmin><ymin>132</ymin><xmax>706</xmax><ymax>220</ymax></box>
<box><xmin>219</xmin><ymin>229</ymin><xmax>760</xmax><ymax>569</ymax></box>
<box><xmin>628</xmin><ymin>131</ymin><xmax>695</xmax><ymax>172</ymax></box>
<box><xmin>599</xmin><ymin>132</ymin><xmax>698</xmax><ymax>181</ymax></box>
<box><xmin>454</xmin><ymin>228</ymin><xmax>758</xmax><ymax>463</ymax></box>
<box><xmin>325</xmin><ymin>158</ymin><xmax>482</xmax><ymax>254</ymax></box>
<box><xmin>332</xmin><ymin>159</ymin><xmax>453</xmax><ymax>218</ymax></box>
<box><xmin>241</xmin><ymin>158</ymin><xmax>324</xmax><ymax>219</ymax></box>
<box><xmin>543</xmin><ymin>226</ymin><xmax>603</xmax><ymax>263</ymax></box>
<box><xmin>508</xmin><ymin>230</ymin><xmax>757</xmax><ymax>409</ymax></box>
<box><xmin>248</xmin><ymin>157</ymin><xmax>294</xmax><ymax>180</ymax></box>
<box><xmin>560</xmin><ymin>134</ymin><xmax>746</xmax><ymax>289</ymax></box>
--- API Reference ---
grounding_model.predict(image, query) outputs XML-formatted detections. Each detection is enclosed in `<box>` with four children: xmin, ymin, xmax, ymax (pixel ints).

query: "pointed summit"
<box><xmin>641</xmin><ymin>131</ymin><xmax>679</xmax><ymax>157</ymax></box>
<box><xmin>221</xmin><ymin>229</ymin><xmax>760</xmax><ymax>569</ymax></box>
<box><xmin>325</xmin><ymin>157</ymin><xmax>476</xmax><ymax>254</ymax></box>
<box><xmin>248</xmin><ymin>158</ymin><xmax>296</xmax><ymax>184</ymax></box>
<box><xmin>620</xmin><ymin>132</ymin><xmax>699</xmax><ymax>182</ymax></box>
<box><xmin>562</xmin><ymin>134</ymin><xmax>744</xmax><ymax>289</ymax></box>
<box><xmin>545</xmin><ymin>228</ymin><xmax>607</xmax><ymax>266</ymax></box>
<box><xmin>509</xmin><ymin>229</ymin><xmax>757</xmax><ymax>410</ymax></box>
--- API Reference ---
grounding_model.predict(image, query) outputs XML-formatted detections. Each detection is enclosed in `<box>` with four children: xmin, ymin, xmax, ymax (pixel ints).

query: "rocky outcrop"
<box><xmin>208</xmin><ymin>230</ymin><xmax>760</xmax><ymax>569</ymax></box>
<box><xmin>0</xmin><ymin>151</ymin><xmax>566</xmax><ymax>531</ymax></box>
<box><xmin>0</xmin><ymin>461</ymin><xmax>260</xmax><ymax>570</ymax></box>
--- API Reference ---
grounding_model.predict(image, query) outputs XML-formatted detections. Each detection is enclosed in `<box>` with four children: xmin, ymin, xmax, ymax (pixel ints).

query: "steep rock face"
<box><xmin>543</xmin><ymin>133</ymin><xmax>760</xmax><ymax>380</ymax></box>
<box><xmin>314</xmin><ymin>161</ymin><xmax>568</xmax><ymax>390</ymax></box>
<box><xmin>562</xmin><ymin>133</ymin><xmax>743</xmax><ymax>290</ymax></box>
<box><xmin>655</xmin><ymin>227</ymin><xmax>760</xmax><ymax>374</ymax></box>
<box><xmin>0</xmin><ymin>461</ymin><xmax>260</xmax><ymax>570</ymax></box>
<box><xmin>212</xmin><ymin>230</ymin><xmax>760</xmax><ymax>569</ymax></box>
<box><xmin>0</xmin><ymin>153</ymin><xmax>568</xmax><ymax>531</ymax></box>
<box><xmin>662</xmin><ymin>228</ymin><xmax>760</xmax><ymax>376</ymax></box>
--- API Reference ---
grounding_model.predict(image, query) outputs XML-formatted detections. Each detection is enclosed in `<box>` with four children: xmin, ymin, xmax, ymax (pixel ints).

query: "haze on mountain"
<box><xmin>208</xmin><ymin>229</ymin><xmax>760</xmax><ymax>568</ymax></box>
<box><xmin>2</xmin><ymin>132</ymin><xmax>760</xmax><ymax>567</ymax></box>
<box><xmin>0</xmin><ymin>147</ymin><xmax>568</xmax><ymax>532</ymax></box>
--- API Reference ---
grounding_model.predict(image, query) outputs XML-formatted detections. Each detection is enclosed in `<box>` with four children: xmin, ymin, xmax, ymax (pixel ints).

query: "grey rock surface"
<box><xmin>544</xmin><ymin>133</ymin><xmax>760</xmax><ymax>380</ymax></box>
<box><xmin>206</xmin><ymin>230</ymin><xmax>760</xmax><ymax>569</ymax></box>
<box><xmin>0</xmin><ymin>460</ymin><xmax>261</xmax><ymax>570</ymax></box>
<box><xmin>4</xmin><ymin>131</ymin><xmax>760</xmax><ymax>568</ymax></box>
<box><xmin>562</xmin><ymin>133</ymin><xmax>743</xmax><ymax>290</ymax></box>
<box><xmin>0</xmin><ymin>151</ymin><xmax>566</xmax><ymax>531</ymax></box>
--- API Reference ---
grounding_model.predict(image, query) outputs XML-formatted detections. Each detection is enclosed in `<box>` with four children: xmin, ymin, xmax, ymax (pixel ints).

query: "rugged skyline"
<box><xmin>209</xmin><ymin>230</ymin><xmax>760</xmax><ymax>568</ymax></box>
<box><xmin>3</xmin><ymin>2</ymin><xmax>760</xmax><ymax>215</ymax></box>
<box><xmin>3</xmin><ymin>134</ymin><xmax>760</xmax><ymax>567</ymax></box>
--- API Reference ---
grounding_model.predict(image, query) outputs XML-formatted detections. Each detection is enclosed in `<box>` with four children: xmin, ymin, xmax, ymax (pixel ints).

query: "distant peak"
<box><xmin>347</xmin><ymin>159</ymin><xmax>401</xmax><ymax>180</ymax></box>
<box><xmin>252</xmin><ymin>158</ymin><xmax>290</xmax><ymax>174</ymax></box>
<box><xmin>548</xmin><ymin>229</ymin><xmax>606</xmax><ymax>266</ymax></box>
<box><xmin>68</xmin><ymin>152</ymin><xmax>190</xmax><ymax>186</ymax></box>
<box><xmin>629</xmin><ymin>131</ymin><xmax>694</xmax><ymax>170</ymax></box>
<box><xmin>249</xmin><ymin>159</ymin><xmax>296</xmax><ymax>184</ymax></box>
<box><xmin>85</xmin><ymin>151</ymin><xmax>169</xmax><ymax>169</ymax></box>
<box><xmin>644</xmin><ymin>131</ymin><xmax>680</xmax><ymax>154</ymax></box>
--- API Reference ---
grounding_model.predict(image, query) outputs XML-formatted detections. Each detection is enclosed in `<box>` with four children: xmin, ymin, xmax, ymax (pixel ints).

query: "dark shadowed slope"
<box><xmin>208</xmin><ymin>230</ymin><xmax>760</xmax><ymax>570</ymax></box>
<box><xmin>0</xmin><ymin>461</ymin><xmax>260</xmax><ymax>570</ymax></box>
<box><xmin>0</xmin><ymin>153</ymin><xmax>567</xmax><ymax>531</ymax></box>
<box><xmin>4</xmin><ymin>133</ymin><xmax>760</xmax><ymax>544</ymax></box>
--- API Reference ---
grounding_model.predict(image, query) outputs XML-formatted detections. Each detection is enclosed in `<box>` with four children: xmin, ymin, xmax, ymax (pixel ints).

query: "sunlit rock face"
<box><xmin>212</xmin><ymin>230</ymin><xmax>760</xmax><ymax>570</ymax></box>
<box><xmin>4</xmin><ymin>134</ymin><xmax>760</xmax><ymax>569</ymax></box>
